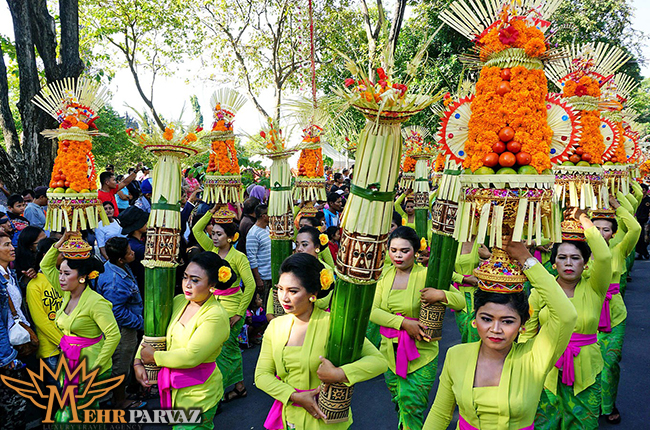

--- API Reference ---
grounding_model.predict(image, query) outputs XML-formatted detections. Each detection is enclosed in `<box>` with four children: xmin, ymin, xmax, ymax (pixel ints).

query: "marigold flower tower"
<box><xmin>32</xmin><ymin>78</ymin><xmax>110</xmax><ymax>233</ymax></box>
<box><xmin>545</xmin><ymin>43</ymin><xmax>631</xmax><ymax>210</ymax></box>
<box><xmin>402</xmin><ymin>126</ymin><xmax>435</xmax><ymax>238</ymax></box>
<box><xmin>127</xmin><ymin>121</ymin><xmax>204</xmax><ymax>383</ymax></box>
<box><xmin>321</xmin><ymin>44</ymin><xmax>441</xmax><ymax>421</ymax></box>
<box><xmin>439</xmin><ymin>0</ymin><xmax>567</xmax><ymax>292</ymax></box>
<box><xmin>202</xmin><ymin>88</ymin><xmax>248</xmax><ymax>214</ymax></box>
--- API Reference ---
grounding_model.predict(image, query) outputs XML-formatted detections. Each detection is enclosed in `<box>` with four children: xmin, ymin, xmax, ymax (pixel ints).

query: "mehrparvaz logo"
<box><xmin>1</xmin><ymin>358</ymin><xmax>202</xmax><ymax>425</ymax></box>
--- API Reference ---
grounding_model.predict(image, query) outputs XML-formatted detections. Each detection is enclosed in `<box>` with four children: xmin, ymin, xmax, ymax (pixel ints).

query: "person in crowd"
<box><xmin>135</xmin><ymin>165</ymin><xmax>150</xmax><ymax>182</ymax></box>
<box><xmin>192</xmin><ymin>205</ymin><xmax>257</xmax><ymax>404</ymax></box>
<box><xmin>634</xmin><ymin>183</ymin><xmax>650</xmax><ymax>259</ymax></box>
<box><xmin>521</xmin><ymin>208</ymin><xmax>611</xmax><ymax>429</ymax></box>
<box><xmin>394</xmin><ymin>191</ymin><xmax>416</xmax><ymax>230</ymax></box>
<box><xmin>450</xmin><ymin>240</ymin><xmax>482</xmax><ymax>343</ymax></box>
<box><xmin>6</xmin><ymin>194</ymin><xmax>30</xmax><ymax>245</ymax></box>
<box><xmin>99</xmin><ymin>164</ymin><xmax>141</xmax><ymax>217</ymax></box>
<box><xmin>22</xmin><ymin>189</ymin><xmax>34</xmax><ymax>204</ymax></box>
<box><xmin>245</xmin><ymin>292</ymin><xmax>267</xmax><ymax>345</ymax></box>
<box><xmin>0</xmin><ymin>231</ymin><xmax>27</xmax><ymax>429</ymax></box>
<box><xmin>324</xmin><ymin>193</ymin><xmax>342</xmax><ymax>229</ymax></box>
<box><xmin>134</xmin><ymin>179</ymin><xmax>152</xmax><ymax>213</ymax></box>
<box><xmin>370</xmin><ymin>226</ymin><xmax>465</xmax><ymax>430</ymax></box>
<box><xmin>118</xmin><ymin>207</ymin><xmax>150</xmax><ymax>293</ymax></box>
<box><xmin>134</xmin><ymin>252</ymin><xmax>233</xmax><ymax>429</ymax></box>
<box><xmin>105</xmin><ymin>164</ymin><xmax>115</xmax><ymax>174</ymax></box>
<box><xmin>0</xmin><ymin>212</ymin><xmax>13</xmax><ymax>237</ymax></box>
<box><xmin>40</xmin><ymin>231</ymin><xmax>121</xmax><ymax>422</ymax></box>
<box><xmin>592</xmin><ymin>196</ymin><xmax>641</xmax><ymax>424</ymax></box>
<box><xmin>255</xmin><ymin>253</ymin><xmax>387</xmax><ymax>429</ymax></box>
<box><xmin>96</xmin><ymin>201</ymin><xmax>126</xmax><ymax>261</ymax></box>
<box><xmin>25</xmin><ymin>238</ymin><xmax>63</xmax><ymax>374</ymax></box>
<box><xmin>249</xmin><ymin>185</ymin><xmax>268</xmax><ymax>204</ymax></box>
<box><xmin>14</xmin><ymin>225</ymin><xmax>46</xmax><ymax>289</ymax></box>
<box><xmin>297</xmin><ymin>215</ymin><xmax>336</xmax><ymax>268</ymax></box>
<box><xmin>326</xmin><ymin>226</ymin><xmax>340</xmax><ymax>258</ymax></box>
<box><xmin>423</xmin><ymin>238</ymin><xmax>578</xmax><ymax>429</ymax></box>
<box><xmin>1</xmin><ymin>225</ymin><xmax>32</xmax><ymax>336</ymax></box>
<box><xmin>246</xmin><ymin>204</ymin><xmax>272</xmax><ymax>305</ymax></box>
<box><xmin>236</xmin><ymin>197</ymin><xmax>259</xmax><ymax>255</ymax></box>
<box><xmin>23</xmin><ymin>186</ymin><xmax>48</xmax><ymax>230</ymax></box>
<box><xmin>97</xmin><ymin>237</ymin><xmax>145</xmax><ymax>409</ymax></box>
<box><xmin>115</xmin><ymin>175</ymin><xmax>131</xmax><ymax>212</ymax></box>
<box><xmin>329</xmin><ymin>172</ymin><xmax>344</xmax><ymax>194</ymax></box>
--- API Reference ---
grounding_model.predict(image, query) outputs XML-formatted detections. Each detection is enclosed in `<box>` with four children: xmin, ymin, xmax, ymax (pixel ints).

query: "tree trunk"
<box><xmin>0</xmin><ymin>0</ymin><xmax>83</xmax><ymax>191</ymax></box>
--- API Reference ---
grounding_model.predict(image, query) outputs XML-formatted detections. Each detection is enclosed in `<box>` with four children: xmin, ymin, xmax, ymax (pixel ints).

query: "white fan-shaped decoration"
<box><xmin>546</xmin><ymin>43</ymin><xmax>630</xmax><ymax>88</ymax></box>
<box><xmin>601</xmin><ymin>118</ymin><xmax>620</xmax><ymax>160</ymax></box>
<box><xmin>438</xmin><ymin>95</ymin><xmax>473</xmax><ymax>163</ymax></box>
<box><xmin>209</xmin><ymin>88</ymin><xmax>248</xmax><ymax>118</ymax></box>
<box><xmin>546</xmin><ymin>93</ymin><xmax>581</xmax><ymax>163</ymax></box>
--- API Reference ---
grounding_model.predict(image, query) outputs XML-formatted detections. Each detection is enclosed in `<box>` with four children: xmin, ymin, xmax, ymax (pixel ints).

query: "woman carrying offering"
<box><xmin>592</xmin><ymin>196</ymin><xmax>641</xmax><ymax>424</ymax></box>
<box><xmin>135</xmin><ymin>252</ymin><xmax>233</xmax><ymax>429</ymax></box>
<box><xmin>423</xmin><ymin>238</ymin><xmax>578</xmax><ymax>430</ymax></box>
<box><xmin>255</xmin><ymin>253</ymin><xmax>387</xmax><ymax>430</ymax></box>
<box><xmin>40</xmin><ymin>232</ymin><xmax>121</xmax><ymax>421</ymax></box>
<box><xmin>370</xmin><ymin>227</ymin><xmax>465</xmax><ymax>430</ymax></box>
<box><xmin>394</xmin><ymin>192</ymin><xmax>416</xmax><ymax>230</ymax></box>
<box><xmin>522</xmin><ymin>208</ymin><xmax>612</xmax><ymax>429</ymax></box>
<box><xmin>192</xmin><ymin>207</ymin><xmax>256</xmax><ymax>402</ymax></box>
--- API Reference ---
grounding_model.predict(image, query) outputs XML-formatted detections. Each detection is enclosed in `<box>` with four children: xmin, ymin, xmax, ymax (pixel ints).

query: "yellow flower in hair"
<box><xmin>218</xmin><ymin>266</ymin><xmax>232</xmax><ymax>284</ymax></box>
<box><xmin>401</xmin><ymin>218</ymin><xmax>406</xmax><ymax>226</ymax></box>
<box><xmin>319</xmin><ymin>234</ymin><xmax>329</xmax><ymax>246</ymax></box>
<box><xmin>87</xmin><ymin>270</ymin><xmax>99</xmax><ymax>280</ymax></box>
<box><xmin>233</xmin><ymin>232</ymin><xmax>240</xmax><ymax>242</ymax></box>
<box><xmin>419</xmin><ymin>238</ymin><xmax>427</xmax><ymax>252</ymax></box>
<box><xmin>320</xmin><ymin>269</ymin><xmax>334</xmax><ymax>291</ymax></box>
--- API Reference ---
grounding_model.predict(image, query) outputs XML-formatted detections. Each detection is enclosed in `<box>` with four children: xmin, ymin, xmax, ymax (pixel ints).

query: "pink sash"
<box><xmin>158</xmin><ymin>362</ymin><xmax>216</xmax><ymax>409</ymax></box>
<box><xmin>534</xmin><ymin>250</ymin><xmax>543</xmax><ymax>263</ymax></box>
<box><xmin>460</xmin><ymin>415</ymin><xmax>534</xmax><ymax>429</ymax></box>
<box><xmin>598</xmin><ymin>283</ymin><xmax>620</xmax><ymax>333</ymax></box>
<box><xmin>555</xmin><ymin>333</ymin><xmax>598</xmax><ymax>386</ymax></box>
<box><xmin>213</xmin><ymin>286</ymin><xmax>241</xmax><ymax>296</ymax></box>
<box><xmin>379</xmin><ymin>314</ymin><xmax>420</xmax><ymax>378</ymax></box>
<box><xmin>60</xmin><ymin>334</ymin><xmax>103</xmax><ymax>393</ymax></box>
<box><xmin>264</xmin><ymin>376</ymin><xmax>309</xmax><ymax>430</ymax></box>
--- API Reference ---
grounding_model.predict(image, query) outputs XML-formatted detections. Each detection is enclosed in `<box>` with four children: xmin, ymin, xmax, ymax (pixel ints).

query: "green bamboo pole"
<box><xmin>143</xmin><ymin>267</ymin><xmax>176</xmax><ymax>336</ymax></box>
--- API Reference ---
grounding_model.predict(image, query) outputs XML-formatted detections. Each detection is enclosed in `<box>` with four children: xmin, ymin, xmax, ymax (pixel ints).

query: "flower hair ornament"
<box><xmin>218</xmin><ymin>266</ymin><xmax>233</xmax><ymax>284</ymax></box>
<box><xmin>401</xmin><ymin>218</ymin><xmax>407</xmax><ymax>226</ymax></box>
<box><xmin>320</xmin><ymin>269</ymin><xmax>334</xmax><ymax>291</ymax></box>
<box><xmin>87</xmin><ymin>270</ymin><xmax>99</xmax><ymax>280</ymax></box>
<box><xmin>419</xmin><ymin>238</ymin><xmax>427</xmax><ymax>252</ymax></box>
<box><xmin>319</xmin><ymin>234</ymin><xmax>329</xmax><ymax>246</ymax></box>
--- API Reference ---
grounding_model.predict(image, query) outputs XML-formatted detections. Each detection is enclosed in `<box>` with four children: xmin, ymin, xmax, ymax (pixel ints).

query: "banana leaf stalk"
<box><xmin>413</xmin><ymin>158</ymin><xmax>431</xmax><ymax>238</ymax></box>
<box><xmin>326</xmin><ymin>118</ymin><xmax>403</xmax><ymax>367</ymax></box>
<box><xmin>267</xmin><ymin>154</ymin><xmax>295</xmax><ymax>314</ymax></box>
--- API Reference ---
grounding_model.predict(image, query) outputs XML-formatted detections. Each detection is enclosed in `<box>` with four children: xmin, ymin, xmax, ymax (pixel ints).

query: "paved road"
<box><xmin>148</xmin><ymin>259</ymin><xmax>650</xmax><ymax>429</ymax></box>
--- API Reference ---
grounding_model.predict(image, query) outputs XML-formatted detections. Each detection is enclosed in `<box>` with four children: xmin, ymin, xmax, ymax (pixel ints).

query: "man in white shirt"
<box><xmin>96</xmin><ymin>201</ymin><xmax>126</xmax><ymax>261</ymax></box>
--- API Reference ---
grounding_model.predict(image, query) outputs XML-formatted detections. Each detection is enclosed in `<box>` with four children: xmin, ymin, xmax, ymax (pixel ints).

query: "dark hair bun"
<box><xmin>388</xmin><ymin>226</ymin><xmax>420</xmax><ymax>253</ymax></box>
<box><xmin>280</xmin><ymin>253</ymin><xmax>329</xmax><ymax>298</ymax></box>
<box><xmin>189</xmin><ymin>251</ymin><xmax>237</xmax><ymax>290</ymax></box>
<box><xmin>473</xmin><ymin>289</ymin><xmax>530</xmax><ymax>325</ymax></box>
<box><xmin>297</xmin><ymin>226</ymin><xmax>323</xmax><ymax>251</ymax></box>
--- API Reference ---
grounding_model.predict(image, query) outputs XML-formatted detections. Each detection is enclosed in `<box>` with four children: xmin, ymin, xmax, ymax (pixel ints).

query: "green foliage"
<box><xmin>92</xmin><ymin>106</ymin><xmax>156</xmax><ymax>174</ymax></box>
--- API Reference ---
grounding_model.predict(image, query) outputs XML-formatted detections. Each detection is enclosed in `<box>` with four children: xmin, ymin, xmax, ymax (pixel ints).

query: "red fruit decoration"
<box><xmin>483</xmin><ymin>152</ymin><xmax>500</xmax><ymax>167</ymax></box>
<box><xmin>499</xmin><ymin>152</ymin><xmax>516</xmax><ymax>167</ymax></box>
<box><xmin>581</xmin><ymin>153</ymin><xmax>592</xmax><ymax>162</ymax></box>
<box><xmin>500</xmin><ymin>68</ymin><xmax>512</xmax><ymax>81</ymax></box>
<box><xmin>497</xmin><ymin>81</ymin><xmax>511</xmax><ymax>96</ymax></box>
<box><xmin>498</xmin><ymin>127</ymin><xmax>515</xmax><ymax>142</ymax></box>
<box><xmin>506</xmin><ymin>141</ymin><xmax>521</xmax><ymax>153</ymax></box>
<box><xmin>575</xmin><ymin>147</ymin><xmax>584</xmax><ymax>156</ymax></box>
<box><xmin>516</xmin><ymin>152</ymin><xmax>532</xmax><ymax>165</ymax></box>
<box><xmin>569</xmin><ymin>154</ymin><xmax>581</xmax><ymax>164</ymax></box>
<box><xmin>493</xmin><ymin>141</ymin><xmax>506</xmax><ymax>154</ymax></box>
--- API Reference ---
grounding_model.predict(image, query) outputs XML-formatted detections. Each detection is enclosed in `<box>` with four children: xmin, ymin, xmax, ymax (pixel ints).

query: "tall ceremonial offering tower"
<box><xmin>32</xmin><ymin>78</ymin><xmax>110</xmax><ymax>233</ymax></box>
<box><xmin>439</xmin><ymin>0</ymin><xmax>567</xmax><ymax>293</ymax></box>
<box><xmin>127</xmin><ymin>120</ymin><xmax>205</xmax><ymax>383</ymax></box>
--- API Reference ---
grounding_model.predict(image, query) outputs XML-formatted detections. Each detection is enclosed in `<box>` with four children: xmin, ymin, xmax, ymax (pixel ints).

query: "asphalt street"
<box><xmin>147</xmin><ymin>259</ymin><xmax>650</xmax><ymax>429</ymax></box>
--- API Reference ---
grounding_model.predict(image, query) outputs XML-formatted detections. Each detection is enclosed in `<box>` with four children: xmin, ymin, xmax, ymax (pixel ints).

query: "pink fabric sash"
<box><xmin>264</xmin><ymin>376</ymin><xmax>309</xmax><ymax>430</ymax></box>
<box><xmin>379</xmin><ymin>314</ymin><xmax>420</xmax><ymax>378</ymax></box>
<box><xmin>60</xmin><ymin>334</ymin><xmax>103</xmax><ymax>395</ymax></box>
<box><xmin>534</xmin><ymin>250</ymin><xmax>542</xmax><ymax>263</ymax></box>
<box><xmin>158</xmin><ymin>362</ymin><xmax>216</xmax><ymax>409</ymax></box>
<box><xmin>555</xmin><ymin>333</ymin><xmax>598</xmax><ymax>386</ymax></box>
<box><xmin>213</xmin><ymin>286</ymin><xmax>241</xmax><ymax>296</ymax></box>
<box><xmin>598</xmin><ymin>283</ymin><xmax>620</xmax><ymax>333</ymax></box>
<box><xmin>460</xmin><ymin>415</ymin><xmax>533</xmax><ymax>430</ymax></box>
